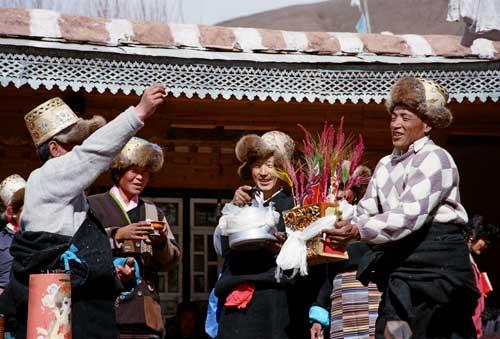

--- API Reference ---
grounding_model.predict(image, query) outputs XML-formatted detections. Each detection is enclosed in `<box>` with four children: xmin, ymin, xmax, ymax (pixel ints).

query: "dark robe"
<box><xmin>357</xmin><ymin>222</ymin><xmax>479</xmax><ymax>339</ymax></box>
<box><xmin>0</xmin><ymin>226</ymin><xmax>14</xmax><ymax>289</ymax></box>
<box><xmin>88</xmin><ymin>192</ymin><xmax>174</xmax><ymax>337</ymax></box>
<box><xmin>7</xmin><ymin>210</ymin><xmax>120</xmax><ymax>339</ymax></box>
<box><xmin>215</xmin><ymin>189</ymin><xmax>295</xmax><ymax>339</ymax></box>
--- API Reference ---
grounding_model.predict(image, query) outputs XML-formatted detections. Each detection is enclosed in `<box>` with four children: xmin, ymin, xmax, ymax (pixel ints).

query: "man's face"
<box><xmin>118</xmin><ymin>166</ymin><xmax>150</xmax><ymax>198</ymax></box>
<box><xmin>251</xmin><ymin>156</ymin><xmax>279</xmax><ymax>194</ymax></box>
<box><xmin>390</xmin><ymin>105</ymin><xmax>431</xmax><ymax>152</ymax></box>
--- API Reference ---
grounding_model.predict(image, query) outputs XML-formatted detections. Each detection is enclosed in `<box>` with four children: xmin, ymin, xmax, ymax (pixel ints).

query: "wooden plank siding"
<box><xmin>1</xmin><ymin>84</ymin><xmax>500</xmax><ymax>305</ymax></box>
<box><xmin>0</xmin><ymin>84</ymin><xmax>498</xmax><ymax>190</ymax></box>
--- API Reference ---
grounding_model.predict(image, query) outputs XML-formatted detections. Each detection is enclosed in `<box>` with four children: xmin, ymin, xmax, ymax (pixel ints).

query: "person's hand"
<box><xmin>135</xmin><ymin>85</ymin><xmax>166</xmax><ymax>121</ymax></box>
<box><xmin>337</xmin><ymin>189</ymin><xmax>354</xmax><ymax>203</ymax></box>
<box><xmin>231</xmin><ymin>185</ymin><xmax>253</xmax><ymax>206</ymax></box>
<box><xmin>263</xmin><ymin>232</ymin><xmax>286</xmax><ymax>253</ymax></box>
<box><xmin>116</xmin><ymin>257</ymin><xmax>136</xmax><ymax>283</ymax></box>
<box><xmin>274</xmin><ymin>232</ymin><xmax>287</xmax><ymax>244</ymax></box>
<box><xmin>149</xmin><ymin>229</ymin><xmax>168</xmax><ymax>248</ymax></box>
<box><xmin>322</xmin><ymin>220</ymin><xmax>360</xmax><ymax>246</ymax></box>
<box><xmin>310</xmin><ymin>322</ymin><xmax>324</xmax><ymax>339</ymax></box>
<box><xmin>263</xmin><ymin>240</ymin><xmax>281</xmax><ymax>254</ymax></box>
<box><xmin>114</xmin><ymin>221</ymin><xmax>153</xmax><ymax>242</ymax></box>
<box><xmin>384</xmin><ymin>320</ymin><xmax>412</xmax><ymax>339</ymax></box>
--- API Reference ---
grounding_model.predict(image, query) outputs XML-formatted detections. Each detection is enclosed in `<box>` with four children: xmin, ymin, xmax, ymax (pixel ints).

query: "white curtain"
<box><xmin>447</xmin><ymin>0</ymin><xmax>500</xmax><ymax>33</ymax></box>
<box><xmin>0</xmin><ymin>0</ymin><xmax>185</xmax><ymax>22</ymax></box>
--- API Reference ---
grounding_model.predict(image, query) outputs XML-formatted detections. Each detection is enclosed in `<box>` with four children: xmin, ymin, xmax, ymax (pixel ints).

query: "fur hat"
<box><xmin>235</xmin><ymin>131</ymin><xmax>294</xmax><ymax>180</ymax></box>
<box><xmin>9</xmin><ymin>188</ymin><xmax>25</xmax><ymax>212</ymax></box>
<box><xmin>385</xmin><ymin>77</ymin><xmax>452</xmax><ymax>128</ymax></box>
<box><xmin>261</xmin><ymin>131</ymin><xmax>295</xmax><ymax>160</ymax></box>
<box><xmin>25</xmin><ymin>97</ymin><xmax>106</xmax><ymax>147</ymax></box>
<box><xmin>111</xmin><ymin>137</ymin><xmax>164</xmax><ymax>173</ymax></box>
<box><xmin>53</xmin><ymin>116</ymin><xmax>106</xmax><ymax>146</ymax></box>
<box><xmin>0</xmin><ymin>174</ymin><xmax>26</xmax><ymax>206</ymax></box>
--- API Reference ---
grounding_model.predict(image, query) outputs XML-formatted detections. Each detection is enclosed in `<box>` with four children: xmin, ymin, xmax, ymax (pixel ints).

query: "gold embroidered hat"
<box><xmin>0</xmin><ymin>174</ymin><xmax>26</xmax><ymax>206</ymax></box>
<box><xmin>111</xmin><ymin>137</ymin><xmax>164</xmax><ymax>173</ymax></box>
<box><xmin>25</xmin><ymin>97</ymin><xmax>106</xmax><ymax>147</ymax></box>
<box><xmin>385</xmin><ymin>77</ymin><xmax>452</xmax><ymax>128</ymax></box>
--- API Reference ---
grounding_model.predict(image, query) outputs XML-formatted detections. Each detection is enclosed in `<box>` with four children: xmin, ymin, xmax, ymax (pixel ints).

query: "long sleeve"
<box><xmin>314</xmin><ymin>272</ymin><xmax>333</xmax><ymax>310</ymax></box>
<box><xmin>309</xmin><ymin>273</ymin><xmax>332</xmax><ymax>327</ymax></box>
<box><xmin>31</xmin><ymin>108</ymin><xmax>142</xmax><ymax>203</ymax></box>
<box><xmin>357</xmin><ymin>146</ymin><xmax>467</xmax><ymax>244</ymax></box>
<box><xmin>22</xmin><ymin>107</ymin><xmax>144</xmax><ymax>236</ymax></box>
<box><xmin>0</xmin><ymin>232</ymin><xmax>13</xmax><ymax>289</ymax></box>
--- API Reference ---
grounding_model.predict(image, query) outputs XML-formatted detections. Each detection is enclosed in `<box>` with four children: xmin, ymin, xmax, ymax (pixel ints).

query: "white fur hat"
<box><xmin>111</xmin><ymin>137</ymin><xmax>164</xmax><ymax>173</ymax></box>
<box><xmin>235</xmin><ymin>131</ymin><xmax>295</xmax><ymax>179</ymax></box>
<box><xmin>0</xmin><ymin>174</ymin><xmax>26</xmax><ymax>206</ymax></box>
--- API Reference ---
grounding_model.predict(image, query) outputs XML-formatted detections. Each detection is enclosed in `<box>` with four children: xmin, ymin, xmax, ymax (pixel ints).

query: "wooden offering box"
<box><xmin>283</xmin><ymin>202</ymin><xmax>348</xmax><ymax>265</ymax></box>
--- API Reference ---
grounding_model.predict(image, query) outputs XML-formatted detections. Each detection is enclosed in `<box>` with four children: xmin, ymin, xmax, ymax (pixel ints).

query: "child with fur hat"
<box><xmin>0</xmin><ymin>174</ymin><xmax>25</xmax><ymax>293</ymax></box>
<box><xmin>213</xmin><ymin>130</ymin><xmax>325</xmax><ymax>339</ymax></box>
<box><xmin>7</xmin><ymin>85</ymin><xmax>166</xmax><ymax>339</ymax></box>
<box><xmin>212</xmin><ymin>131</ymin><xmax>296</xmax><ymax>339</ymax></box>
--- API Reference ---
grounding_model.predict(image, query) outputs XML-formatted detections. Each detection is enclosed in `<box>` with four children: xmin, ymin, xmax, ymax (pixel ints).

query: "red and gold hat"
<box><xmin>24</xmin><ymin>98</ymin><xmax>80</xmax><ymax>147</ymax></box>
<box><xmin>25</xmin><ymin>97</ymin><xmax>105</xmax><ymax>147</ymax></box>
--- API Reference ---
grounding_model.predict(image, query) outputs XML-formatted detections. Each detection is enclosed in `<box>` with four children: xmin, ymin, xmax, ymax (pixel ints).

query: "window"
<box><xmin>190</xmin><ymin>198</ymin><xmax>227</xmax><ymax>300</ymax></box>
<box><xmin>145</xmin><ymin>197</ymin><xmax>183</xmax><ymax>317</ymax></box>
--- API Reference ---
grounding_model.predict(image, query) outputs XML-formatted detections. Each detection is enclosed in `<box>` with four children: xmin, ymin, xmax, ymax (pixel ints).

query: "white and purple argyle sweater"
<box><xmin>355</xmin><ymin>136</ymin><xmax>468</xmax><ymax>244</ymax></box>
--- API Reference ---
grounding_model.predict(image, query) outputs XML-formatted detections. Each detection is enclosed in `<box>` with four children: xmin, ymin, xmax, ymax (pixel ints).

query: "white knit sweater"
<box><xmin>21</xmin><ymin>107</ymin><xmax>144</xmax><ymax>236</ymax></box>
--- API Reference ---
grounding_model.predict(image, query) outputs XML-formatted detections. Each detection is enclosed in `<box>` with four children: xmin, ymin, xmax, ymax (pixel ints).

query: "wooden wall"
<box><xmin>1</xmin><ymin>84</ymin><xmax>500</xmax><ymax>304</ymax></box>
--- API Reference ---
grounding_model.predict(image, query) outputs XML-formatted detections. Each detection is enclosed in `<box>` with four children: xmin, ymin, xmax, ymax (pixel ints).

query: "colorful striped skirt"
<box><xmin>330</xmin><ymin>271</ymin><xmax>381</xmax><ymax>339</ymax></box>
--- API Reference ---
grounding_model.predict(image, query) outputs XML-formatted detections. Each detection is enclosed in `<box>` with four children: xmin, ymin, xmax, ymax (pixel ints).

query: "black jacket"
<box><xmin>6</xmin><ymin>210</ymin><xmax>121</xmax><ymax>339</ymax></box>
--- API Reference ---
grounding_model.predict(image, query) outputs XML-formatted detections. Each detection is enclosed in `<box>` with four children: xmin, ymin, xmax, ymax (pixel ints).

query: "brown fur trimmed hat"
<box><xmin>385</xmin><ymin>77</ymin><xmax>452</xmax><ymax>128</ymax></box>
<box><xmin>53</xmin><ymin>115</ymin><xmax>106</xmax><ymax>145</ymax></box>
<box><xmin>235</xmin><ymin>132</ymin><xmax>294</xmax><ymax>180</ymax></box>
<box><xmin>111</xmin><ymin>137</ymin><xmax>164</xmax><ymax>173</ymax></box>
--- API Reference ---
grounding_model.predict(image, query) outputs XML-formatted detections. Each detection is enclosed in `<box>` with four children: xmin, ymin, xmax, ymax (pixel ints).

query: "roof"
<box><xmin>0</xmin><ymin>7</ymin><xmax>498</xmax><ymax>104</ymax></box>
<box><xmin>0</xmin><ymin>7</ymin><xmax>499</xmax><ymax>61</ymax></box>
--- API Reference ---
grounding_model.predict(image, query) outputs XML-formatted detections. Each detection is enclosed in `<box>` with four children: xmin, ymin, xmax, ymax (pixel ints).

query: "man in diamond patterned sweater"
<box><xmin>324</xmin><ymin>77</ymin><xmax>479</xmax><ymax>339</ymax></box>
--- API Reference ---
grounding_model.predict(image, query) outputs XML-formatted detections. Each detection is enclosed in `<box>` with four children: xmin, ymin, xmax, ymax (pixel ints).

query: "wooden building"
<box><xmin>0</xmin><ymin>7</ymin><xmax>499</xmax><ymax>315</ymax></box>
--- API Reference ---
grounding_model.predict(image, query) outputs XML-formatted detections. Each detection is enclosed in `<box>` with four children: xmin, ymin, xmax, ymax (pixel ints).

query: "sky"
<box><xmin>0</xmin><ymin>0</ymin><xmax>326</xmax><ymax>24</ymax></box>
<box><xmin>180</xmin><ymin>0</ymin><xmax>323</xmax><ymax>25</ymax></box>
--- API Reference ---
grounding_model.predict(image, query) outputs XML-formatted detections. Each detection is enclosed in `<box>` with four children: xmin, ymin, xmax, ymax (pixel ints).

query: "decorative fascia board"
<box><xmin>0</xmin><ymin>46</ymin><xmax>498</xmax><ymax>104</ymax></box>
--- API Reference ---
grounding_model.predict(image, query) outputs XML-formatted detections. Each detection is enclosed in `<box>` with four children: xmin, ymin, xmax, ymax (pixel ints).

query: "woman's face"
<box><xmin>251</xmin><ymin>156</ymin><xmax>279</xmax><ymax>194</ymax></box>
<box><xmin>119</xmin><ymin>165</ymin><xmax>150</xmax><ymax>197</ymax></box>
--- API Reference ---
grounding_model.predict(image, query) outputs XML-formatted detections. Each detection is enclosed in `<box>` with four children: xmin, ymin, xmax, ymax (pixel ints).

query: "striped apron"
<box><xmin>330</xmin><ymin>271</ymin><xmax>381</xmax><ymax>339</ymax></box>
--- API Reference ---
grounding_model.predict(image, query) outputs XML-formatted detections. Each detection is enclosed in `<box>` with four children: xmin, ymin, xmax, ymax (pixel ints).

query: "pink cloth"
<box><xmin>224</xmin><ymin>283</ymin><xmax>255</xmax><ymax>309</ymax></box>
<box><xmin>471</xmin><ymin>256</ymin><xmax>486</xmax><ymax>338</ymax></box>
<box><xmin>110</xmin><ymin>186</ymin><xmax>139</xmax><ymax>212</ymax></box>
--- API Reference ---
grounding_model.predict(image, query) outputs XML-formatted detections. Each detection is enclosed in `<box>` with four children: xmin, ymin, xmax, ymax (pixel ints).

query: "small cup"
<box><xmin>149</xmin><ymin>220</ymin><xmax>166</xmax><ymax>236</ymax></box>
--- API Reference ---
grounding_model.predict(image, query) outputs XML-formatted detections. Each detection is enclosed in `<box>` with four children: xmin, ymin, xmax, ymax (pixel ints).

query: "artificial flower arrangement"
<box><xmin>275</xmin><ymin>119</ymin><xmax>369</xmax><ymax>278</ymax></box>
